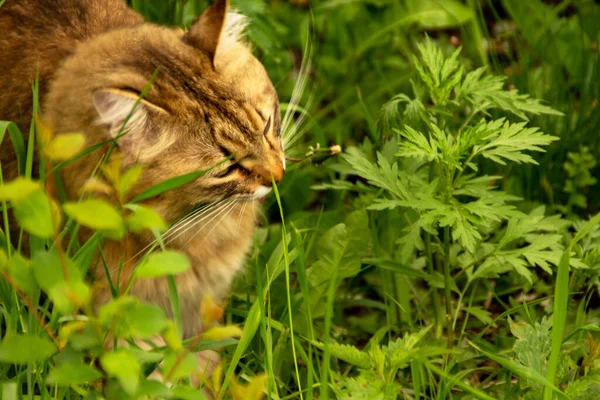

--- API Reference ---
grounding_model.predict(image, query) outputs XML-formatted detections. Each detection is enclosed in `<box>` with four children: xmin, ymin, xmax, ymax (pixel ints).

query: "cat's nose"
<box><xmin>269</xmin><ymin>161</ymin><xmax>285</xmax><ymax>185</ymax></box>
<box><xmin>259</xmin><ymin>162</ymin><xmax>284</xmax><ymax>187</ymax></box>
<box><xmin>241</xmin><ymin>157</ymin><xmax>285</xmax><ymax>186</ymax></box>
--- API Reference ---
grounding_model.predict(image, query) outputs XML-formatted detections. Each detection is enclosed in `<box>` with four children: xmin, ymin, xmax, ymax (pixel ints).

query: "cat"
<box><xmin>0</xmin><ymin>0</ymin><xmax>284</xmax><ymax>349</ymax></box>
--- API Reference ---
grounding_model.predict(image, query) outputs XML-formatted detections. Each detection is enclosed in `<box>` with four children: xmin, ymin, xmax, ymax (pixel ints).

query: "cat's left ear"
<box><xmin>183</xmin><ymin>0</ymin><xmax>229</xmax><ymax>64</ymax></box>
<box><xmin>92</xmin><ymin>89</ymin><xmax>169</xmax><ymax>157</ymax></box>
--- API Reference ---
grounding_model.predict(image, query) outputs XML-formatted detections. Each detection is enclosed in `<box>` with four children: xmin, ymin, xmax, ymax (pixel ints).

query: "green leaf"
<box><xmin>46</xmin><ymin>133</ymin><xmax>85</xmax><ymax>161</ymax></box>
<box><xmin>115</xmin><ymin>302</ymin><xmax>169</xmax><ymax>339</ymax></box>
<box><xmin>46</xmin><ymin>362</ymin><xmax>102</xmax><ymax>385</ymax></box>
<box><xmin>6</xmin><ymin>254</ymin><xmax>38</xmax><ymax>296</ymax></box>
<box><xmin>456</xmin><ymin>68</ymin><xmax>563</xmax><ymax>120</ymax></box>
<box><xmin>120</xmin><ymin>164</ymin><xmax>143</xmax><ymax>198</ymax></box>
<box><xmin>135</xmin><ymin>251</ymin><xmax>191</xmax><ymax>278</ymax></box>
<box><xmin>469</xmin><ymin>341</ymin><xmax>566</xmax><ymax>399</ymax></box>
<box><xmin>307</xmin><ymin>210</ymin><xmax>370</xmax><ymax>294</ymax></box>
<box><xmin>464</xmin><ymin>306</ymin><xmax>495</xmax><ymax>327</ymax></box>
<box><xmin>396</xmin><ymin>222</ymin><xmax>423</xmax><ymax>263</ymax></box>
<box><xmin>386</xmin><ymin>327</ymin><xmax>433</xmax><ymax>369</ymax></box>
<box><xmin>0</xmin><ymin>177</ymin><xmax>41</xmax><ymax>202</ymax></box>
<box><xmin>311</xmin><ymin>341</ymin><xmax>373</xmax><ymax>369</ymax></box>
<box><xmin>565</xmin><ymin>375</ymin><xmax>600</xmax><ymax>400</ymax></box>
<box><xmin>342</xmin><ymin>147</ymin><xmax>409</xmax><ymax>200</ymax></box>
<box><xmin>32</xmin><ymin>249</ymin><xmax>82</xmax><ymax>290</ymax></box>
<box><xmin>171</xmin><ymin>386</ymin><xmax>209</xmax><ymax>400</ymax></box>
<box><xmin>396</xmin><ymin>125</ymin><xmax>438</xmax><ymax>161</ymax></box>
<box><xmin>0</xmin><ymin>334</ymin><xmax>56</xmax><ymax>364</ymax></box>
<box><xmin>410</xmin><ymin>1</ymin><xmax>473</xmax><ymax>29</ymax></box>
<box><xmin>126</xmin><ymin>348</ymin><xmax>163</xmax><ymax>365</ymax></box>
<box><xmin>572</xmin><ymin>212</ymin><xmax>600</xmax><ymax>247</ymax></box>
<box><xmin>125</xmin><ymin>204</ymin><xmax>167</xmax><ymax>233</ymax></box>
<box><xmin>476</xmin><ymin>120</ymin><xmax>559</xmax><ymax>166</ymax></box>
<box><xmin>163</xmin><ymin>351</ymin><xmax>198</xmax><ymax>381</ymax></box>
<box><xmin>363</xmin><ymin>257</ymin><xmax>426</xmax><ymax>278</ymax></box>
<box><xmin>1</xmin><ymin>383</ymin><xmax>17</xmax><ymax>400</ymax></box>
<box><xmin>63</xmin><ymin>199</ymin><xmax>124</xmax><ymax>239</ymax></box>
<box><xmin>137</xmin><ymin>379</ymin><xmax>171</xmax><ymax>398</ymax></box>
<box><xmin>32</xmin><ymin>249</ymin><xmax>89</xmax><ymax>314</ymax></box>
<box><xmin>101</xmin><ymin>350</ymin><xmax>141</xmax><ymax>396</ymax></box>
<box><xmin>13</xmin><ymin>190</ymin><xmax>57</xmax><ymax>238</ymax></box>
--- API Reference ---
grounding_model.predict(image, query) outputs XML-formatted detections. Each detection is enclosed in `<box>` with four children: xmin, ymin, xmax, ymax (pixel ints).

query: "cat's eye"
<box><xmin>263</xmin><ymin>117</ymin><xmax>272</xmax><ymax>135</ymax></box>
<box><xmin>215</xmin><ymin>163</ymin><xmax>240</xmax><ymax>178</ymax></box>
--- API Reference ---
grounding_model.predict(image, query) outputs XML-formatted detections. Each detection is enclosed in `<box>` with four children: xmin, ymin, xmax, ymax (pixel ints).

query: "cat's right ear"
<box><xmin>183</xmin><ymin>0</ymin><xmax>228</xmax><ymax>64</ymax></box>
<box><xmin>92</xmin><ymin>89</ymin><xmax>165</xmax><ymax>155</ymax></box>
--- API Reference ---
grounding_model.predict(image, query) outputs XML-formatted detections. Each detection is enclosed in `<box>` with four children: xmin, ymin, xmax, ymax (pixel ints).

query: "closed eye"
<box><xmin>215</xmin><ymin>163</ymin><xmax>241</xmax><ymax>178</ymax></box>
<box><xmin>263</xmin><ymin>116</ymin><xmax>272</xmax><ymax>135</ymax></box>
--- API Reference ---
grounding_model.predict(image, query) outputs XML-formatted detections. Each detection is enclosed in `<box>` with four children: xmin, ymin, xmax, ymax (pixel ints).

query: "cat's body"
<box><xmin>0</xmin><ymin>0</ymin><xmax>284</xmax><ymax>338</ymax></box>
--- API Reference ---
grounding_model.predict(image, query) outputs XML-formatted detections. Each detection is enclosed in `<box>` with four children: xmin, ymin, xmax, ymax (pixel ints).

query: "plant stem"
<box><xmin>443</xmin><ymin>227</ymin><xmax>453</xmax><ymax>348</ymax></box>
<box><xmin>2</xmin><ymin>272</ymin><xmax>60</xmax><ymax>348</ymax></box>
<box><xmin>425</xmin><ymin>233</ymin><xmax>443</xmax><ymax>338</ymax></box>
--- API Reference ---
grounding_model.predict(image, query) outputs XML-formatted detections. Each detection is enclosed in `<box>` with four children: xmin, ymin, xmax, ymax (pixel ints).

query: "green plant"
<box><xmin>0</xmin><ymin>111</ymin><xmax>265</xmax><ymax>399</ymax></box>
<box><xmin>560</xmin><ymin>146</ymin><xmax>598</xmax><ymax>214</ymax></box>
<box><xmin>315</xmin><ymin>37</ymin><xmax>600</xmax><ymax>399</ymax></box>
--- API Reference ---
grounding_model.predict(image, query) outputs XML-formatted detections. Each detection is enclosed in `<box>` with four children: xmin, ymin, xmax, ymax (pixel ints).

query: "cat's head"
<box><xmin>53</xmin><ymin>0</ymin><xmax>284</xmax><ymax>217</ymax></box>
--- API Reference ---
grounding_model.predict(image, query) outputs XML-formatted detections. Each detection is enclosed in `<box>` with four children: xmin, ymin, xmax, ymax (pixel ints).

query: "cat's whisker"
<box><xmin>281</xmin><ymin>26</ymin><xmax>313</xmax><ymax>147</ymax></box>
<box><xmin>235</xmin><ymin>200</ymin><xmax>248</xmax><ymax>234</ymax></box>
<box><xmin>283</xmin><ymin>95</ymin><xmax>315</xmax><ymax>149</ymax></box>
<box><xmin>163</xmin><ymin>200</ymin><xmax>223</xmax><ymax>241</ymax></box>
<box><xmin>183</xmin><ymin>199</ymin><xmax>238</xmax><ymax>247</ymax></box>
<box><xmin>130</xmin><ymin>200</ymin><xmax>227</xmax><ymax>261</ymax></box>
<box><xmin>165</xmin><ymin>199</ymin><xmax>234</xmax><ymax>246</ymax></box>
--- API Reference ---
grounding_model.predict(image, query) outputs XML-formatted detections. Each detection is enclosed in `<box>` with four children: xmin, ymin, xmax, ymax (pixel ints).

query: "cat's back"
<box><xmin>0</xmin><ymin>0</ymin><xmax>143</xmax><ymax>130</ymax></box>
<box><xmin>0</xmin><ymin>0</ymin><xmax>143</xmax><ymax>180</ymax></box>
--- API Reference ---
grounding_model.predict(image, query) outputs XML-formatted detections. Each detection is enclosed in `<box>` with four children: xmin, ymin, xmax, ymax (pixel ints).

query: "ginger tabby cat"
<box><xmin>0</xmin><ymin>0</ymin><xmax>284</xmax><ymax>342</ymax></box>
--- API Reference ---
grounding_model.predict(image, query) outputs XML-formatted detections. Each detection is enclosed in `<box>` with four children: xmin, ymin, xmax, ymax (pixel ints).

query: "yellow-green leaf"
<box><xmin>101</xmin><ymin>350</ymin><xmax>141</xmax><ymax>396</ymax></box>
<box><xmin>200</xmin><ymin>294</ymin><xmax>224</xmax><ymax>328</ymax></box>
<box><xmin>14</xmin><ymin>190</ymin><xmax>57</xmax><ymax>238</ymax></box>
<box><xmin>0</xmin><ymin>249</ymin><xmax>7</xmax><ymax>270</ymax></box>
<box><xmin>63</xmin><ymin>199</ymin><xmax>124</xmax><ymax>239</ymax></box>
<box><xmin>125</xmin><ymin>204</ymin><xmax>167</xmax><ymax>233</ymax></box>
<box><xmin>0</xmin><ymin>177</ymin><xmax>41</xmax><ymax>202</ymax></box>
<box><xmin>120</xmin><ymin>164</ymin><xmax>143</xmax><ymax>197</ymax></box>
<box><xmin>203</xmin><ymin>325</ymin><xmax>243</xmax><ymax>341</ymax></box>
<box><xmin>163</xmin><ymin>351</ymin><xmax>197</xmax><ymax>381</ymax></box>
<box><xmin>162</xmin><ymin>321</ymin><xmax>182</xmax><ymax>351</ymax></box>
<box><xmin>0</xmin><ymin>334</ymin><xmax>56</xmax><ymax>364</ymax></box>
<box><xmin>46</xmin><ymin>133</ymin><xmax>85</xmax><ymax>161</ymax></box>
<box><xmin>78</xmin><ymin>178</ymin><xmax>114</xmax><ymax>196</ymax></box>
<box><xmin>46</xmin><ymin>362</ymin><xmax>102</xmax><ymax>386</ymax></box>
<box><xmin>135</xmin><ymin>251</ymin><xmax>191</xmax><ymax>279</ymax></box>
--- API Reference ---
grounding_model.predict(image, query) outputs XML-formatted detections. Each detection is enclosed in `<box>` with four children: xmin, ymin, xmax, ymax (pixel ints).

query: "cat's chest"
<box><xmin>173</xmin><ymin>202</ymin><xmax>257</xmax><ymax>298</ymax></box>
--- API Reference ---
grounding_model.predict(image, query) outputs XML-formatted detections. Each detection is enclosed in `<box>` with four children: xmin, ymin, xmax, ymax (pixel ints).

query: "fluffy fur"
<box><xmin>0</xmin><ymin>0</ymin><xmax>284</xmax><ymax>339</ymax></box>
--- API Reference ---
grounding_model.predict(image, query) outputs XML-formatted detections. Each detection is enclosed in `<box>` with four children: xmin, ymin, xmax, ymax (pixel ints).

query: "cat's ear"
<box><xmin>92</xmin><ymin>89</ymin><xmax>165</xmax><ymax>154</ymax></box>
<box><xmin>183</xmin><ymin>0</ymin><xmax>229</xmax><ymax>63</ymax></box>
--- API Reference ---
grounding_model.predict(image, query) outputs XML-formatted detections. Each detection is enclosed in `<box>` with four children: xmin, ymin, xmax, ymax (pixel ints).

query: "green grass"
<box><xmin>2</xmin><ymin>0</ymin><xmax>600</xmax><ymax>399</ymax></box>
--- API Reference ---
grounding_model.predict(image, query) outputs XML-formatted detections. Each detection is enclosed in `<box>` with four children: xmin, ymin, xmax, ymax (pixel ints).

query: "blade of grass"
<box><xmin>468</xmin><ymin>341</ymin><xmax>566</xmax><ymax>399</ymax></box>
<box><xmin>424</xmin><ymin>360</ymin><xmax>495</xmax><ymax>400</ymax></box>
<box><xmin>255</xmin><ymin>249</ymin><xmax>278</xmax><ymax>399</ymax></box>
<box><xmin>131</xmin><ymin>158</ymin><xmax>230</xmax><ymax>203</ymax></box>
<box><xmin>25</xmin><ymin>70</ymin><xmax>41</xmax><ymax>180</ymax></box>
<box><xmin>218</xmin><ymin>300</ymin><xmax>262</xmax><ymax>399</ymax></box>
<box><xmin>290</xmin><ymin>224</ymin><xmax>314</xmax><ymax>399</ymax></box>
<box><xmin>0</xmin><ymin>122</ymin><xmax>26</xmax><ymax>176</ymax></box>
<box><xmin>544</xmin><ymin>212</ymin><xmax>600</xmax><ymax>400</ymax></box>
<box><xmin>272</xmin><ymin>179</ymin><xmax>303</xmax><ymax>400</ymax></box>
